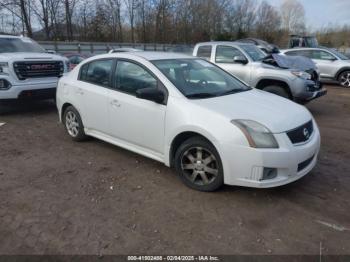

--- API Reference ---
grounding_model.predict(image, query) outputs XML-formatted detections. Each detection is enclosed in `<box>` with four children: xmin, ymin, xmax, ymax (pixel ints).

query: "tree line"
<box><xmin>0</xmin><ymin>0</ymin><xmax>347</xmax><ymax>48</ymax></box>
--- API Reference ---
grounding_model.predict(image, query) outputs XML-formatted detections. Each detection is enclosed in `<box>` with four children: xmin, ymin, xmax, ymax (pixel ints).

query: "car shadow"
<box><xmin>0</xmin><ymin>100</ymin><xmax>56</xmax><ymax>116</ymax></box>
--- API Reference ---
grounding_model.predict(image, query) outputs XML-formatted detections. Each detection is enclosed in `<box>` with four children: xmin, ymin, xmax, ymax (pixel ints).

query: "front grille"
<box><xmin>287</xmin><ymin>121</ymin><xmax>314</xmax><ymax>144</ymax></box>
<box><xmin>298</xmin><ymin>155</ymin><xmax>315</xmax><ymax>172</ymax></box>
<box><xmin>13</xmin><ymin>61</ymin><xmax>64</xmax><ymax>80</ymax></box>
<box><xmin>306</xmin><ymin>69</ymin><xmax>319</xmax><ymax>82</ymax></box>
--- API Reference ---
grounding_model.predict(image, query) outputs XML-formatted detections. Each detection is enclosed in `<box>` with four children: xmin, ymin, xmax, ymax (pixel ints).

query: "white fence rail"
<box><xmin>38</xmin><ymin>41</ymin><xmax>194</xmax><ymax>55</ymax></box>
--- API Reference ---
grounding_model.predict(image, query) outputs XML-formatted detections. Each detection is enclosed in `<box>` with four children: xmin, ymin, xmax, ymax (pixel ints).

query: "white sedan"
<box><xmin>56</xmin><ymin>52</ymin><xmax>320</xmax><ymax>191</ymax></box>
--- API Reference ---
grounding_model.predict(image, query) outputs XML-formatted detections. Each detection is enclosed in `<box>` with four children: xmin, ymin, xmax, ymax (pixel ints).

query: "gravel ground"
<box><xmin>0</xmin><ymin>85</ymin><xmax>349</xmax><ymax>255</ymax></box>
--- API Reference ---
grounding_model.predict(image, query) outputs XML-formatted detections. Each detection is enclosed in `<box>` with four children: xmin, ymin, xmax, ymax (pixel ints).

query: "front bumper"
<box><xmin>294</xmin><ymin>80</ymin><xmax>327</xmax><ymax>103</ymax></box>
<box><xmin>219</xmin><ymin>121</ymin><xmax>321</xmax><ymax>188</ymax></box>
<box><xmin>0</xmin><ymin>79</ymin><xmax>58</xmax><ymax>100</ymax></box>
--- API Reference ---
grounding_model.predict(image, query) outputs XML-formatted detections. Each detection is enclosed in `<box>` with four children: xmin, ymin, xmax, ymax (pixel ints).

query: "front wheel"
<box><xmin>63</xmin><ymin>106</ymin><xmax>87</xmax><ymax>141</ymax></box>
<box><xmin>338</xmin><ymin>71</ymin><xmax>350</xmax><ymax>87</ymax></box>
<box><xmin>263</xmin><ymin>85</ymin><xmax>291</xmax><ymax>99</ymax></box>
<box><xmin>175</xmin><ymin>137</ymin><xmax>224</xmax><ymax>192</ymax></box>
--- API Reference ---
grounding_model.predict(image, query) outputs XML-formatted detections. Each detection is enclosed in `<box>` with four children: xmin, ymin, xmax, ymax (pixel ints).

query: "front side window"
<box><xmin>238</xmin><ymin>44</ymin><xmax>266</xmax><ymax>61</ymax></box>
<box><xmin>215</xmin><ymin>46</ymin><xmax>245</xmax><ymax>63</ymax></box>
<box><xmin>311</xmin><ymin>50</ymin><xmax>336</xmax><ymax>61</ymax></box>
<box><xmin>115</xmin><ymin>61</ymin><xmax>157</xmax><ymax>95</ymax></box>
<box><xmin>152</xmin><ymin>59</ymin><xmax>250</xmax><ymax>99</ymax></box>
<box><xmin>328</xmin><ymin>49</ymin><xmax>349</xmax><ymax>60</ymax></box>
<box><xmin>196</xmin><ymin>46</ymin><xmax>212</xmax><ymax>60</ymax></box>
<box><xmin>80</xmin><ymin>59</ymin><xmax>114</xmax><ymax>87</ymax></box>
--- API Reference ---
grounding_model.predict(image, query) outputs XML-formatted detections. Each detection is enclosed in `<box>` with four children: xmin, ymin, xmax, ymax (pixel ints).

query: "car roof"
<box><xmin>196</xmin><ymin>41</ymin><xmax>252</xmax><ymax>46</ymax></box>
<box><xmin>283</xmin><ymin>47</ymin><xmax>329</xmax><ymax>52</ymax></box>
<box><xmin>112</xmin><ymin>51</ymin><xmax>194</xmax><ymax>61</ymax></box>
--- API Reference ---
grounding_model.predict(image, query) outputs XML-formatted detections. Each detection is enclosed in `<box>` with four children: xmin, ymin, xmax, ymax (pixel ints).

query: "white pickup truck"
<box><xmin>0</xmin><ymin>35</ymin><xmax>69</xmax><ymax>101</ymax></box>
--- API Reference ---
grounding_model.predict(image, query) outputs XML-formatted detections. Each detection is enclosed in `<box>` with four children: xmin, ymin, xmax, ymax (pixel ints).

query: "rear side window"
<box><xmin>311</xmin><ymin>50</ymin><xmax>335</xmax><ymax>60</ymax></box>
<box><xmin>114</xmin><ymin>60</ymin><xmax>157</xmax><ymax>95</ymax></box>
<box><xmin>215</xmin><ymin>45</ymin><xmax>245</xmax><ymax>63</ymax></box>
<box><xmin>79</xmin><ymin>59</ymin><xmax>114</xmax><ymax>87</ymax></box>
<box><xmin>196</xmin><ymin>46</ymin><xmax>212</xmax><ymax>60</ymax></box>
<box><xmin>285</xmin><ymin>50</ymin><xmax>312</xmax><ymax>58</ymax></box>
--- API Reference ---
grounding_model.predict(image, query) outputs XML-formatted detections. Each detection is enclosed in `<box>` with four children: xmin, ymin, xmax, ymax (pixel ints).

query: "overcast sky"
<box><xmin>266</xmin><ymin>0</ymin><xmax>350</xmax><ymax>29</ymax></box>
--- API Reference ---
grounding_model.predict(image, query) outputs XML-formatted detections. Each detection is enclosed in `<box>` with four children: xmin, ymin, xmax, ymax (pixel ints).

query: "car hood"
<box><xmin>191</xmin><ymin>89</ymin><xmax>312</xmax><ymax>133</ymax></box>
<box><xmin>0</xmin><ymin>52</ymin><xmax>66</xmax><ymax>61</ymax></box>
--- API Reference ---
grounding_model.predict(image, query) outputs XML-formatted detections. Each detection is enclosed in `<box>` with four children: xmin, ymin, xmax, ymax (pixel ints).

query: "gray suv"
<box><xmin>193</xmin><ymin>42</ymin><xmax>327</xmax><ymax>103</ymax></box>
<box><xmin>282</xmin><ymin>47</ymin><xmax>350</xmax><ymax>87</ymax></box>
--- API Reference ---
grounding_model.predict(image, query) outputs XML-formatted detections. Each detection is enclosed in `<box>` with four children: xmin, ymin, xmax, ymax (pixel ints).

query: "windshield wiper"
<box><xmin>219</xmin><ymin>89</ymin><xmax>247</xmax><ymax>96</ymax></box>
<box><xmin>186</xmin><ymin>93</ymin><xmax>218</xmax><ymax>99</ymax></box>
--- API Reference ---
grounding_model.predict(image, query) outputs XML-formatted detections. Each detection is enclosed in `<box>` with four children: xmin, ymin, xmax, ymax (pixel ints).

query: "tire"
<box><xmin>63</xmin><ymin>106</ymin><xmax>87</xmax><ymax>142</ymax></box>
<box><xmin>338</xmin><ymin>71</ymin><xmax>350</xmax><ymax>88</ymax></box>
<box><xmin>174</xmin><ymin>136</ymin><xmax>224</xmax><ymax>192</ymax></box>
<box><xmin>263</xmin><ymin>85</ymin><xmax>291</xmax><ymax>99</ymax></box>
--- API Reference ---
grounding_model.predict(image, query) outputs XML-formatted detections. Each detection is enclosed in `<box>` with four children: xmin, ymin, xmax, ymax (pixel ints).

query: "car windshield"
<box><xmin>327</xmin><ymin>48</ymin><xmax>349</xmax><ymax>60</ymax></box>
<box><xmin>0</xmin><ymin>38</ymin><xmax>45</xmax><ymax>53</ymax></box>
<box><xmin>152</xmin><ymin>59</ymin><xmax>251</xmax><ymax>99</ymax></box>
<box><xmin>238</xmin><ymin>44</ymin><xmax>266</xmax><ymax>61</ymax></box>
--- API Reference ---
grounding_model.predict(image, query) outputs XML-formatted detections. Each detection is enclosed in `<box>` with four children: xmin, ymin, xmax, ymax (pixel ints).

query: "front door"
<box><xmin>108</xmin><ymin>60</ymin><xmax>166</xmax><ymax>155</ymax></box>
<box><xmin>214</xmin><ymin>45</ymin><xmax>251</xmax><ymax>84</ymax></box>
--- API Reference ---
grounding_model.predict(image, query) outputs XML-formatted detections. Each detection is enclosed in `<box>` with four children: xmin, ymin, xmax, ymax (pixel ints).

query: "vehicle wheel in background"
<box><xmin>338</xmin><ymin>71</ymin><xmax>350</xmax><ymax>87</ymax></box>
<box><xmin>63</xmin><ymin>106</ymin><xmax>87</xmax><ymax>142</ymax></box>
<box><xmin>263</xmin><ymin>85</ymin><xmax>291</xmax><ymax>99</ymax></box>
<box><xmin>175</xmin><ymin>137</ymin><xmax>224</xmax><ymax>192</ymax></box>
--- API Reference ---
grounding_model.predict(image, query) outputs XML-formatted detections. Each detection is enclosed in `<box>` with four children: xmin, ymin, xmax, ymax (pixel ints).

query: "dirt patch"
<box><xmin>0</xmin><ymin>85</ymin><xmax>349</xmax><ymax>255</ymax></box>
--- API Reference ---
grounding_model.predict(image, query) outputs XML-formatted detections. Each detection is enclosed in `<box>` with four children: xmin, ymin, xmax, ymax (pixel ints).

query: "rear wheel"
<box><xmin>338</xmin><ymin>71</ymin><xmax>350</xmax><ymax>87</ymax></box>
<box><xmin>263</xmin><ymin>85</ymin><xmax>291</xmax><ymax>99</ymax></box>
<box><xmin>63</xmin><ymin>106</ymin><xmax>87</xmax><ymax>141</ymax></box>
<box><xmin>175</xmin><ymin>137</ymin><xmax>224</xmax><ymax>192</ymax></box>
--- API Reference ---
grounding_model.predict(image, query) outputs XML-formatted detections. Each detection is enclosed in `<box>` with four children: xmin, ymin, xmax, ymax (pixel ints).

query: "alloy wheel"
<box><xmin>339</xmin><ymin>72</ymin><xmax>350</xmax><ymax>87</ymax></box>
<box><xmin>181</xmin><ymin>147</ymin><xmax>219</xmax><ymax>186</ymax></box>
<box><xmin>65</xmin><ymin>111</ymin><xmax>80</xmax><ymax>137</ymax></box>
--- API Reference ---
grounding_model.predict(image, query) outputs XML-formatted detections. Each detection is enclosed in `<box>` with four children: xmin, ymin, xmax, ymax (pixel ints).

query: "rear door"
<box><xmin>77</xmin><ymin>59</ymin><xmax>115</xmax><ymax>133</ymax></box>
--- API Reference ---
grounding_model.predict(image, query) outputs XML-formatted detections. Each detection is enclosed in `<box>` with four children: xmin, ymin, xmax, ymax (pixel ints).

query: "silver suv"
<box><xmin>282</xmin><ymin>47</ymin><xmax>350</xmax><ymax>87</ymax></box>
<box><xmin>193</xmin><ymin>42</ymin><xmax>327</xmax><ymax>103</ymax></box>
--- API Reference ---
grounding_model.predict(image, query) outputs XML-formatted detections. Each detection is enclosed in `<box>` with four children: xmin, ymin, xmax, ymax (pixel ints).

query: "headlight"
<box><xmin>0</xmin><ymin>62</ymin><xmax>9</xmax><ymax>75</ymax></box>
<box><xmin>291</xmin><ymin>70</ymin><xmax>311</xmax><ymax>80</ymax></box>
<box><xmin>231</xmin><ymin>119</ymin><xmax>279</xmax><ymax>148</ymax></box>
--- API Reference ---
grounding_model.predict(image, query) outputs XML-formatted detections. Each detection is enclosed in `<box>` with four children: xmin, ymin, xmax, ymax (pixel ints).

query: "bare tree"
<box><xmin>280</xmin><ymin>0</ymin><xmax>306</xmax><ymax>34</ymax></box>
<box><xmin>106</xmin><ymin>0</ymin><xmax>124</xmax><ymax>41</ymax></box>
<box><xmin>124</xmin><ymin>0</ymin><xmax>138</xmax><ymax>42</ymax></box>
<box><xmin>255</xmin><ymin>1</ymin><xmax>281</xmax><ymax>42</ymax></box>
<box><xmin>0</xmin><ymin>0</ymin><xmax>33</xmax><ymax>36</ymax></box>
<box><xmin>63</xmin><ymin>0</ymin><xmax>78</xmax><ymax>40</ymax></box>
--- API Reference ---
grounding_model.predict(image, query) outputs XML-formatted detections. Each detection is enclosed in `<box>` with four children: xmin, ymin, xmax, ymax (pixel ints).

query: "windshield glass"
<box><xmin>238</xmin><ymin>44</ymin><xmax>266</xmax><ymax>61</ymax></box>
<box><xmin>0</xmin><ymin>38</ymin><xmax>45</xmax><ymax>53</ymax></box>
<box><xmin>152</xmin><ymin>59</ymin><xmax>251</xmax><ymax>99</ymax></box>
<box><xmin>328</xmin><ymin>48</ymin><xmax>349</xmax><ymax>60</ymax></box>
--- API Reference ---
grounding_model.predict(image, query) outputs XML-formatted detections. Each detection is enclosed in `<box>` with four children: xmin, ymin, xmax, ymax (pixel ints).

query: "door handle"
<box><xmin>110</xmin><ymin>99</ymin><xmax>121</xmax><ymax>108</ymax></box>
<box><xmin>76</xmin><ymin>88</ymin><xmax>84</xmax><ymax>95</ymax></box>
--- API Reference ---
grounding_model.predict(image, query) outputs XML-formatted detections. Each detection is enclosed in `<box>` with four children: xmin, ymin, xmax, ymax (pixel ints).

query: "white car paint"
<box><xmin>57</xmin><ymin>52</ymin><xmax>321</xmax><ymax>189</ymax></box>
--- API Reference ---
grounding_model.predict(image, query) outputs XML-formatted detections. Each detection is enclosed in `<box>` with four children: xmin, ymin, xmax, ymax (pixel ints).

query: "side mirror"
<box><xmin>233</xmin><ymin>56</ymin><xmax>248</xmax><ymax>64</ymax></box>
<box><xmin>136</xmin><ymin>87</ymin><xmax>165</xmax><ymax>104</ymax></box>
